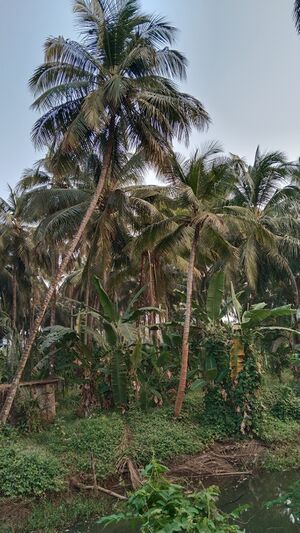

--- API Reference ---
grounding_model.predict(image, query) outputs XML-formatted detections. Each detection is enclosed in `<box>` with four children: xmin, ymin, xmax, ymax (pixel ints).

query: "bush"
<box><xmin>13</xmin><ymin>388</ymin><xmax>44</xmax><ymax>432</ymax></box>
<box><xmin>200</xmin><ymin>387</ymin><xmax>241</xmax><ymax>438</ymax></box>
<box><xmin>256</xmin><ymin>383</ymin><xmax>300</xmax><ymax>425</ymax></box>
<box><xmin>99</xmin><ymin>460</ymin><xmax>245</xmax><ymax>532</ymax></box>
<box><xmin>0</xmin><ymin>446</ymin><xmax>65</xmax><ymax>497</ymax></box>
<box><xmin>270</xmin><ymin>385</ymin><xmax>300</xmax><ymax>421</ymax></box>
<box><xmin>264</xmin><ymin>443</ymin><xmax>300</xmax><ymax>471</ymax></box>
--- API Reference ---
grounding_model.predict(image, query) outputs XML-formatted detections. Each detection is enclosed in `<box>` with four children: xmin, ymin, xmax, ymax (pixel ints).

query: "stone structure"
<box><xmin>0</xmin><ymin>378</ymin><xmax>62</xmax><ymax>422</ymax></box>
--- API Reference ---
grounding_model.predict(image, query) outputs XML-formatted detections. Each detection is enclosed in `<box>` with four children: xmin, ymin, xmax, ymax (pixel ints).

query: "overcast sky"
<box><xmin>0</xmin><ymin>0</ymin><xmax>300</xmax><ymax>198</ymax></box>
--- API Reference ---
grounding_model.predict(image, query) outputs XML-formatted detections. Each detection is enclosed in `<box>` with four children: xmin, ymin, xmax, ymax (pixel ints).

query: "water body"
<box><xmin>220</xmin><ymin>470</ymin><xmax>300</xmax><ymax>533</ymax></box>
<box><xmin>70</xmin><ymin>470</ymin><xmax>300</xmax><ymax>532</ymax></box>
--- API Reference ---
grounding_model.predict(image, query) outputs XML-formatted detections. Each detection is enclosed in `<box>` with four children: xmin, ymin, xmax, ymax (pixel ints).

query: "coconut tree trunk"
<box><xmin>49</xmin><ymin>288</ymin><xmax>57</xmax><ymax>376</ymax></box>
<box><xmin>0</xmin><ymin>127</ymin><xmax>115</xmax><ymax>424</ymax></box>
<box><xmin>174</xmin><ymin>224</ymin><xmax>199</xmax><ymax>417</ymax></box>
<box><xmin>12</xmin><ymin>268</ymin><xmax>17</xmax><ymax>329</ymax></box>
<box><xmin>84</xmin><ymin>276</ymin><xmax>90</xmax><ymax>347</ymax></box>
<box><xmin>148</xmin><ymin>251</ymin><xmax>156</xmax><ymax>308</ymax></box>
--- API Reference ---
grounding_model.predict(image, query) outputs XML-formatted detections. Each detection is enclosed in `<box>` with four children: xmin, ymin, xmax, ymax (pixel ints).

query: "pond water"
<box><xmin>69</xmin><ymin>470</ymin><xmax>300</xmax><ymax>533</ymax></box>
<box><xmin>220</xmin><ymin>470</ymin><xmax>300</xmax><ymax>532</ymax></box>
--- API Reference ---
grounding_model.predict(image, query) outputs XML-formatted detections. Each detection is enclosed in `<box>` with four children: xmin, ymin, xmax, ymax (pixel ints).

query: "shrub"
<box><xmin>0</xmin><ymin>446</ymin><xmax>65</xmax><ymax>497</ymax></box>
<box><xmin>258</xmin><ymin>383</ymin><xmax>300</xmax><ymax>419</ymax></box>
<box><xmin>200</xmin><ymin>387</ymin><xmax>241</xmax><ymax>438</ymax></box>
<box><xmin>270</xmin><ymin>385</ymin><xmax>300</xmax><ymax>421</ymax></box>
<box><xmin>180</xmin><ymin>390</ymin><xmax>205</xmax><ymax>421</ymax></box>
<box><xmin>99</xmin><ymin>460</ymin><xmax>245</xmax><ymax>532</ymax></box>
<box><xmin>13</xmin><ymin>388</ymin><xmax>44</xmax><ymax>432</ymax></box>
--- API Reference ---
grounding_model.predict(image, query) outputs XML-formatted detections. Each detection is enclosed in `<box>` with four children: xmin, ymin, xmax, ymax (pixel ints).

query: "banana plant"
<box><xmin>196</xmin><ymin>274</ymin><xmax>296</xmax><ymax>384</ymax></box>
<box><xmin>230</xmin><ymin>282</ymin><xmax>296</xmax><ymax>332</ymax></box>
<box><xmin>88</xmin><ymin>278</ymin><xmax>160</xmax><ymax>407</ymax></box>
<box><xmin>228</xmin><ymin>283</ymin><xmax>296</xmax><ymax>378</ymax></box>
<box><xmin>38</xmin><ymin>279</ymin><xmax>160</xmax><ymax>409</ymax></box>
<box><xmin>197</xmin><ymin>270</ymin><xmax>241</xmax><ymax>324</ymax></box>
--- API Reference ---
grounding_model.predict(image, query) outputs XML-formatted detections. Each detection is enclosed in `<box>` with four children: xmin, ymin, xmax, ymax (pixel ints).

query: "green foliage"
<box><xmin>22</xmin><ymin>495</ymin><xmax>113</xmax><ymax>533</ymax></box>
<box><xmin>201</xmin><ymin>387</ymin><xmax>240</xmax><ymax>438</ymax></box>
<box><xmin>36</xmin><ymin>413</ymin><xmax>125</xmax><ymax>479</ymax></box>
<box><xmin>264</xmin><ymin>441</ymin><xmax>300</xmax><ymax>471</ymax></box>
<box><xmin>128</xmin><ymin>408</ymin><xmax>212</xmax><ymax>465</ymax></box>
<box><xmin>94</xmin><ymin>277</ymin><xmax>119</xmax><ymax>323</ymax></box>
<box><xmin>13</xmin><ymin>388</ymin><xmax>44</xmax><ymax>432</ymax></box>
<box><xmin>206</xmin><ymin>271</ymin><xmax>225</xmax><ymax>322</ymax></box>
<box><xmin>197</xmin><ymin>326</ymin><xmax>262</xmax><ymax>435</ymax></box>
<box><xmin>99</xmin><ymin>459</ymin><xmax>245</xmax><ymax>532</ymax></box>
<box><xmin>88</xmin><ymin>278</ymin><xmax>160</xmax><ymax>408</ymax></box>
<box><xmin>241</xmin><ymin>304</ymin><xmax>295</xmax><ymax>329</ymax></box>
<box><xmin>0</xmin><ymin>446</ymin><xmax>64</xmax><ymax>497</ymax></box>
<box><xmin>111</xmin><ymin>348</ymin><xmax>128</xmax><ymax>407</ymax></box>
<box><xmin>0</xmin><ymin>421</ymin><xmax>20</xmax><ymax>443</ymax></box>
<box><xmin>260</xmin><ymin>383</ymin><xmax>300</xmax><ymax>421</ymax></box>
<box><xmin>254</xmin><ymin>413</ymin><xmax>300</xmax><ymax>445</ymax></box>
<box><xmin>197</xmin><ymin>325</ymin><xmax>230</xmax><ymax>383</ymax></box>
<box><xmin>0</xmin><ymin>494</ymin><xmax>114</xmax><ymax>533</ymax></box>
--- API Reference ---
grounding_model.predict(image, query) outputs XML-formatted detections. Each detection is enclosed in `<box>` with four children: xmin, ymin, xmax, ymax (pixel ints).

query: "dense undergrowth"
<box><xmin>0</xmin><ymin>380</ymin><xmax>299</xmax><ymax>531</ymax></box>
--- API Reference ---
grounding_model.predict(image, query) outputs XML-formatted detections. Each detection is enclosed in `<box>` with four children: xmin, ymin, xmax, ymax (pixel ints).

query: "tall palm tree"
<box><xmin>137</xmin><ymin>144</ymin><xmax>237</xmax><ymax>416</ymax></box>
<box><xmin>0</xmin><ymin>0</ymin><xmax>209</xmax><ymax>422</ymax></box>
<box><xmin>227</xmin><ymin>148</ymin><xmax>300</xmax><ymax>301</ymax></box>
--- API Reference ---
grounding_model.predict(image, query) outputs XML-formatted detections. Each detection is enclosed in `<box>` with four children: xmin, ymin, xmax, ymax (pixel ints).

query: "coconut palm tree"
<box><xmin>18</xmin><ymin>150</ymin><xmax>156</xmax><ymax>290</ymax></box>
<box><xmin>136</xmin><ymin>143</ymin><xmax>237</xmax><ymax>416</ymax></box>
<box><xmin>227</xmin><ymin>148</ymin><xmax>300</xmax><ymax>302</ymax></box>
<box><xmin>0</xmin><ymin>0</ymin><xmax>209</xmax><ymax>422</ymax></box>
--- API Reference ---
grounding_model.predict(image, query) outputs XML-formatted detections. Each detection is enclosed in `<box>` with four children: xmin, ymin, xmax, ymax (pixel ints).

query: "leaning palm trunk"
<box><xmin>174</xmin><ymin>225</ymin><xmax>199</xmax><ymax>417</ymax></box>
<box><xmin>0</xmin><ymin>134</ymin><xmax>114</xmax><ymax>423</ymax></box>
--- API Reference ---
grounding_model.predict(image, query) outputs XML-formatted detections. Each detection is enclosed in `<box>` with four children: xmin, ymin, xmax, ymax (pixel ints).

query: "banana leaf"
<box><xmin>206</xmin><ymin>271</ymin><xmax>224</xmax><ymax>322</ymax></box>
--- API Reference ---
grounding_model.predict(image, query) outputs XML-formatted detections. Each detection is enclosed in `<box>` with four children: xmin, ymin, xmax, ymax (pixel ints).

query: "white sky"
<box><xmin>0</xmin><ymin>0</ymin><xmax>299</xmax><ymax>197</ymax></box>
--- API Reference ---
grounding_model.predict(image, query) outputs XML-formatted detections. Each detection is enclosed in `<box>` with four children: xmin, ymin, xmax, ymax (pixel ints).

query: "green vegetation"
<box><xmin>38</xmin><ymin>413</ymin><xmax>125</xmax><ymax>479</ymax></box>
<box><xmin>0</xmin><ymin>494</ymin><xmax>114</xmax><ymax>533</ymax></box>
<box><xmin>99</xmin><ymin>459</ymin><xmax>245</xmax><ymax>532</ymax></box>
<box><xmin>0</xmin><ymin>388</ymin><xmax>299</xmax><ymax>530</ymax></box>
<box><xmin>0</xmin><ymin>446</ymin><xmax>64</xmax><ymax>498</ymax></box>
<box><xmin>0</xmin><ymin>0</ymin><xmax>300</xmax><ymax>531</ymax></box>
<box><xmin>1</xmin><ymin>385</ymin><xmax>299</xmax><ymax>488</ymax></box>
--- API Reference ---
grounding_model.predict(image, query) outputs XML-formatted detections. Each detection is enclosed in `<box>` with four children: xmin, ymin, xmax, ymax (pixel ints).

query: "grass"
<box><xmin>127</xmin><ymin>406</ymin><xmax>213</xmax><ymax>465</ymax></box>
<box><xmin>27</xmin><ymin>411</ymin><xmax>125</xmax><ymax>479</ymax></box>
<box><xmin>0</xmin><ymin>494</ymin><xmax>115</xmax><ymax>533</ymax></box>
<box><xmin>258</xmin><ymin>415</ymin><xmax>300</xmax><ymax>471</ymax></box>
<box><xmin>264</xmin><ymin>442</ymin><xmax>300</xmax><ymax>471</ymax></box>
